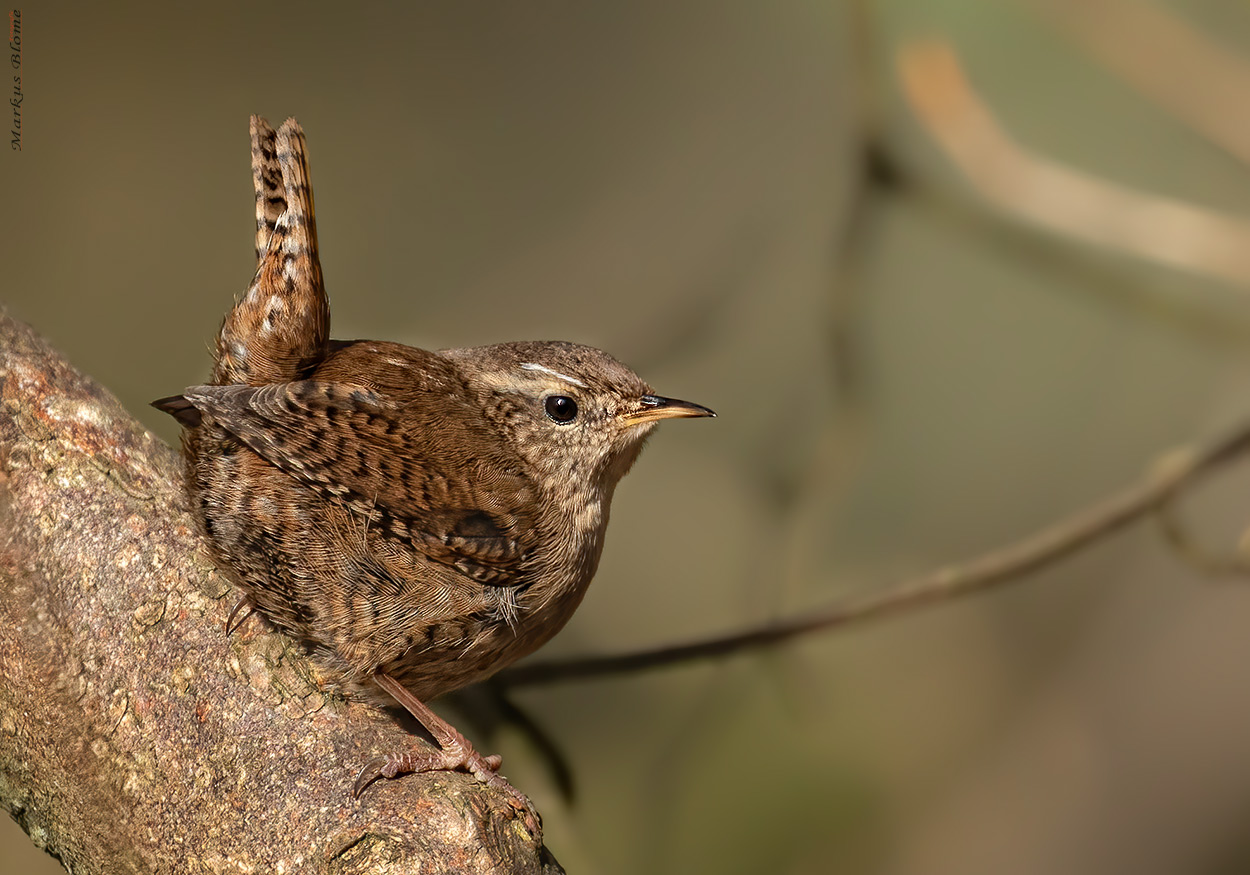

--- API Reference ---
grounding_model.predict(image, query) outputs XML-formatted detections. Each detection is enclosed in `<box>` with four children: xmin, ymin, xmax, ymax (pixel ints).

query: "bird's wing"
<box><xmin>176</xmin><ymin>381</ymin><xmax>538</xmax><ymax>587</ymax></box>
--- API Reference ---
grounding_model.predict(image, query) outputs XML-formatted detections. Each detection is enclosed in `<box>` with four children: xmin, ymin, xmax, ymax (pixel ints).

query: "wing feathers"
<box><xmin>178</xmin><ymin>381</ymin><xmax>536</xmax><ymax>586</ymax></box>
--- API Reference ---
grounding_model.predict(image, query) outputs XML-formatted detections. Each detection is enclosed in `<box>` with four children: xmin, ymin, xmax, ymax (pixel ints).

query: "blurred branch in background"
<box><xmin>1157</xmin><ymin>487</ymin><xmax>1250</xmax><ymax>578</ymax></box>
<box><xmin>1033</xmin><ymin>0</ymin><xmax>1250</xmax><ymax>166</ymax></box>
<box><xmin>500</xmin><ymin>417</ymin><xmax>1250</xmax><ymax>687</ymax></box>
<box><xmin>896</xmin><ymin>39</ymin><xmax>1250</xmax><ymax>288</ymax></box>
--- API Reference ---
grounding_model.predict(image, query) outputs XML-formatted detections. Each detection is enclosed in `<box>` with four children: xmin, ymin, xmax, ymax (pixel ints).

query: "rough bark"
<box><xmin>0</xmin><ymin>311</ymin><xmax>562</xmax><ymax>874</ymax></box>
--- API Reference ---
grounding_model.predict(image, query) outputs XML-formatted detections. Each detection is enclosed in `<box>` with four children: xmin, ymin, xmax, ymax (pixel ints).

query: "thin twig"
<box><xmin>499</xmin><ymin>420</ymin><xmax>1250</xmax><ymax>687</ymax></box>
<box><xmin>1155</xmin><ymin>495</ymin><xmax>1250</xmax><ymax>579</ymax></box>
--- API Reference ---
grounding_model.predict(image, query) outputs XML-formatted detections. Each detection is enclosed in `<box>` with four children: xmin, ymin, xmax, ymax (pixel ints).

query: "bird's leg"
<box><xmin>353</xmin><ymin>670</ymin><xmax>541</xmax><ymax>835</ymax></box>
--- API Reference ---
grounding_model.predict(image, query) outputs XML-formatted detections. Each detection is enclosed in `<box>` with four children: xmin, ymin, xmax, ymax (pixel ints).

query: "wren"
<box><xmin>152</xmin><ymin>117</ymin><xmax>713</xmax><ymax>833</ymax></box>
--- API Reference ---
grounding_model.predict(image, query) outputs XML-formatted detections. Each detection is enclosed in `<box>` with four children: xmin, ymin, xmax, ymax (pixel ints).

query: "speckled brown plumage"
<box><xmin>152</xmin><ymin>117</ymin><xmax>713</xmax><ymax>835</ymax></box>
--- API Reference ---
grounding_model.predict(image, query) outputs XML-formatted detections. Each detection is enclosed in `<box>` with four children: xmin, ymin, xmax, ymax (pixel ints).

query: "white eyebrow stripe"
<box><xmin>519</xmin><ymin>362</ymin><xmax>588</xmax><ymax>388</ymax></box>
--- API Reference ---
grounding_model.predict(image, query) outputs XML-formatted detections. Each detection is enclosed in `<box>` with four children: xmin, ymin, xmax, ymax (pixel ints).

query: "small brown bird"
<box><xmin>153</xmin><ymin>117</ymin><xmax>713</xmax><ymax>832</ymax></box>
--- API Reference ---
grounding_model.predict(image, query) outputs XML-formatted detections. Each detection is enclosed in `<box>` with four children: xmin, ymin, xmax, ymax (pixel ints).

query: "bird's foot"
<box><xmin>353</xmin><ymin>742</ymin><xmax>540</xmax><ymax>836</ymax></box>
<box><xmin>354</xmin><ymin>671</ymin><xmax>541</xmax><ymax>837</ymax></box>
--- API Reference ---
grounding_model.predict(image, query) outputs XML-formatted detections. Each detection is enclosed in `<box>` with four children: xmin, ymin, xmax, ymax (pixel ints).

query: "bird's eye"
<box><xmin>544</xmin><ymin>395</ymin><xmax>579</xmax><ymax>423</ymax></box>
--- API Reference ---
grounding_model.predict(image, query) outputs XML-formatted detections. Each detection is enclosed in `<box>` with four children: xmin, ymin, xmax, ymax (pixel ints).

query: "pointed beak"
<box><xmin>620</xmin><ymin>394</ymin><xmax>716</xmax><ymax>426</ymax></box>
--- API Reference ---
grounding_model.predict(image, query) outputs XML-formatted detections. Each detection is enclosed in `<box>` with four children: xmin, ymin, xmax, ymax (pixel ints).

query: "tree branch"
<box><xmin>0</xmin><ymin>311</ymin><xmax>561</xmax><ymax>874</ymax></box>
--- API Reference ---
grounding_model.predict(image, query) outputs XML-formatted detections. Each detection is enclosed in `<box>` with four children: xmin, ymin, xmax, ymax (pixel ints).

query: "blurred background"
<box><xmin>6</xmin><ymin>1</ymin><xmax>1250</xmax><ymax>873</ymax></box>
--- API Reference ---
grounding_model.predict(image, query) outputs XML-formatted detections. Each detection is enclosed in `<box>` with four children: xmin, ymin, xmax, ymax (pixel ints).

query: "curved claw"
<box><xmin>224</xmin><ymin>596</ymin><xmax>256</xmax><ymax>635</ymax></box>
<box><xmin>352</xmin><ymin>756</ymin><xmax>392</xmax><ymax>798</ymax></box>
